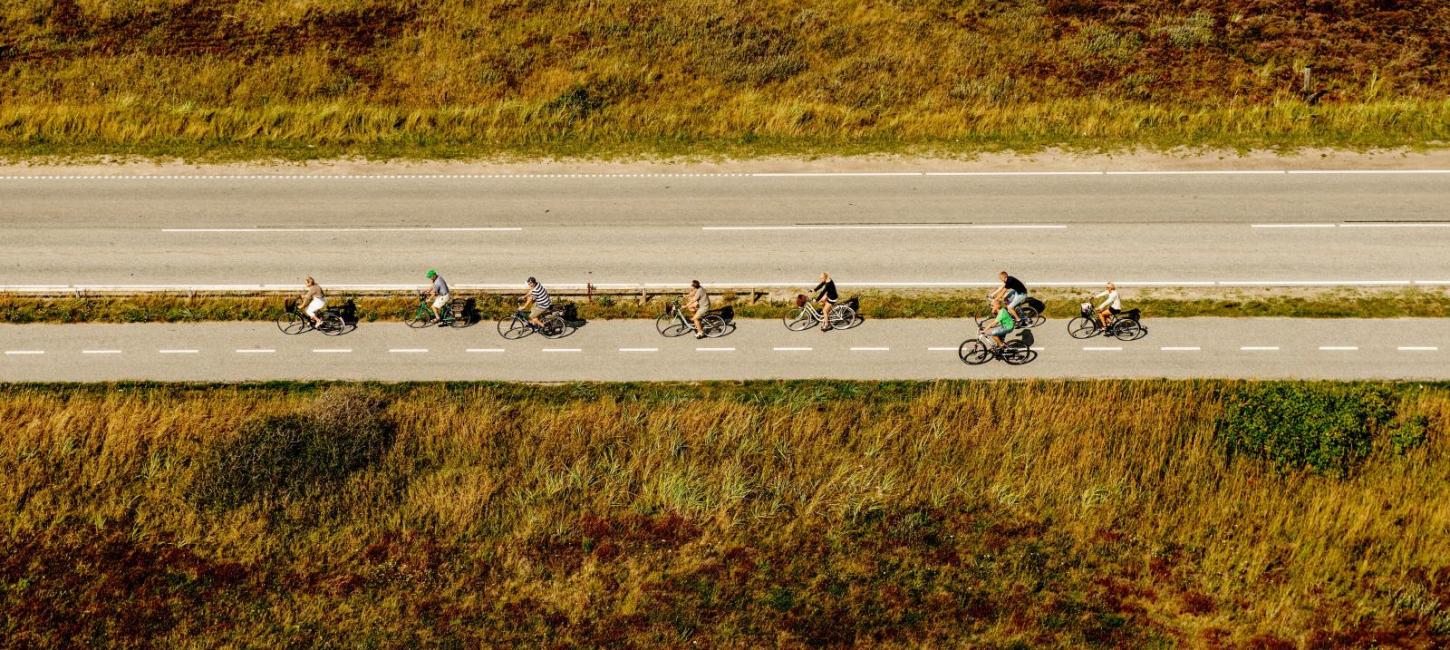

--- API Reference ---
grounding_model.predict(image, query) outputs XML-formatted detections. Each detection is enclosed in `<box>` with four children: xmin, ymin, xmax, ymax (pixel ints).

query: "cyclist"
<box><xmin>1094</xmin><ymin>282</ymin><xmax>1122</xmax><ymax>329</ymax></box>
<box><xmin>299</xmin><ymin>276</ymin><xmax>326</xmax><ymax>327</ymax></box>
<box><xmin>812</xmin><ymin>272</ymin><xmax>839</xmax><ymax>331</ymax></box>
<box><xmin>687</xmin><ymin>280</ymin><xmax>711</xmax><ymax>339</ymax></box>
<box><xmin>991</xmin><ymin>271</ymin><xmax>1029</xmax><ymax>325</ymax></box>
<box><xmin>523</xmin><ymin>277</ymin><xmax>552</xmax><ymax>330</ymax></box>
<box><xmin>980</xmin><ymin>298</ymin><xmax>1015</xmax><ymax>348</ymax></box>
<box><xmin>425</xmin><ymin>269</ymin><xmax>450</xmax><ymax>324</ymax></box>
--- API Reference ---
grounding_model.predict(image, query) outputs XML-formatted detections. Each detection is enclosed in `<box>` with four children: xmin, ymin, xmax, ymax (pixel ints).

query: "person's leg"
<box><xmin>692</xmin><ymin>312</ymin><xmax>704</xmax><ymax>336</ymax></box>
<box><xmin>529</xmin><ymin>305</ymin><xmax>545</xmax><ymax>328</ymax></box>
<box><xmin>820</xmin><ymin>300</ymin><xmax>834</xmax><ymax>330</ymax></box>
<box><xmin>1007</xmin><ymin>291</ymin><xmax>1024</xmax><ymax>321</ymax></box>
<box><xmin>430</xmin><ymin>296</ymin><xmax>441</xmax><ymax>321</ymax></box>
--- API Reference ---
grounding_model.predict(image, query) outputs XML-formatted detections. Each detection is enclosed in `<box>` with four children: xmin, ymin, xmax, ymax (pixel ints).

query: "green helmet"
<box><xmin>426</xmin><ymin>269</ymin><xmax>437</xmax><ymax>279</ymax></box>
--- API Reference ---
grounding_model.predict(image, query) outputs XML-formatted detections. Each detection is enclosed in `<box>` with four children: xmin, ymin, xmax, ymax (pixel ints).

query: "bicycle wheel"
<box><xmin>828</xmin><ymin>305</ymin><xmax>855</xmax><ymax>329</ymax></box>
<box><xmin>276</xmin><ymin>311</ymin><xmax>308</xmax><ymax>335</ymax></box>
<box><xmin>404</xmin><ymin>305</ymin><xmax>431</xmax><ymax>329</ymax></box>
<box><xmin>702</xmin><ymin>314</ymin><xmax>727</xmax><ymax>337</ymax></box>
<box><xmin>1001</xmin><ymin>341</ymin><xmax>1034</xmax><ymax>365</ymax></box>
<box><xmin>320</xmin><ymin>313</ymin><xmax>348</xmax><ymax>336</ymax></box>
<box><xmin>497</xmin><ymin>315</ymin><xmax>531</xmax><ymax>340</ymax></box>
<box><xmin>958</xmin><ymin>339</ymin><xmax>992</xmax><ymax>365</ymax></box>
<box><xmin>656</xmin><ymin>313</ymin><xmax>690</xmax><ymax>337</ymax></box>
<box><xmin>1112</xmin><ymin>319</ymin><xmax>1145</xmax><ymax>341</ymax></box>
<box><xmin>1068</xmin><ymin>317</ymin><xmax>1099</xmax><ymax>339</ymax></box>
<box><xmin>539</xmin><ymin>313</ymin><xmax>570</xmax><ymax>339</ymax></box>
<box><xmin>784</xmin><ymin>307</ymin><xmax>817</xmax><ymax>331</ymax></box>
<box><xmin>1017</xmin><ymin>304</ymin><xmax>1042</xmax><ymax>329</ymax></box>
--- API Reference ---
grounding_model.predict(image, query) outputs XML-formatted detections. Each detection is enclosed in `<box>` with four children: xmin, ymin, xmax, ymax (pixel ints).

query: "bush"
<box><xmin>1388</xmin><ymin>415</ymin><xmax>1431</xmax><ymax>456</ymax></box>
<box><xmin>191</xmin><ymin>388</ymin><xmax>394</xmax><ymax>510</ymax></box>
<box><xmin>1217</xmin><ymin>384</ymin><xmax>1394</xmax><ymax>477</ymax></box>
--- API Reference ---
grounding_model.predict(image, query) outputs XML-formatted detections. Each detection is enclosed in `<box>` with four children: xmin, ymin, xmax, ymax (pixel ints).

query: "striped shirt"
<box><xmin>529</xmin><ymin>283</ymin><xmax>552</xmax><ymax>309</ymax></box>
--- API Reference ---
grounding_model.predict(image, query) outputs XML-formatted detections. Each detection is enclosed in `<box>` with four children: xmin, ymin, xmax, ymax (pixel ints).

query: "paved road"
<box><xmin>1</xmin><ymin>318</ymin><xmax>1445</xmax><ymax>381</ymax></box>
<box><xmin>3</xmin><ymin>171</ymin><xmax>1449</xmax><ymax>289</ymax></box>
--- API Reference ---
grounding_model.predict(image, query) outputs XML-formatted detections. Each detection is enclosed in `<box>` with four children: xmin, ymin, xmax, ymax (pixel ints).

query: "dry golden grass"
<box><xmin>1</xmin><ymin>381</ymin><xmax>1446</xmax><ymax>646</ymax></box>
<box><xmin>3</xmin><ymin>1</ymin><xmax>1450</xmax><ymax>158</ymax></box>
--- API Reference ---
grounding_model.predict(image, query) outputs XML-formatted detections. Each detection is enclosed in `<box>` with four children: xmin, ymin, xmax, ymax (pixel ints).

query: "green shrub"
<box><xmin>191</xmin><ymin>388</ymin><xmax>394</xmax><ymax>510</ymax></box>
<box><xmin>1388</xmin><ymin>415</ymin><xmax>1431</xmax><ymax>456</ymax></box>
<box><xmin>1217</xmin><ymin>384</ymin><xmax>1394</xmax><ymax>477</ymax></box>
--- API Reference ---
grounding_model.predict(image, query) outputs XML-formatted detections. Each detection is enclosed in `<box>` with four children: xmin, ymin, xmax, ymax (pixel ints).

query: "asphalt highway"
<box><xmin>4</xmin><ymin>171</ymin><xmax>1450</xmax><ymax>290</ymax></box>
<box><xmin>1</xmin><ymin>318</ymin><xmax>1445</xmax><ymax>382</ymax></box>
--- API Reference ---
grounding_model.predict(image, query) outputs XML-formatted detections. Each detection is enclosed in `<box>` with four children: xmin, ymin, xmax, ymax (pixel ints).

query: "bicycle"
<box><xmin>975</xmin><ymin>292</ymin><xmax>1044</xmax><ymax>330</ymax></box>
<box><xmin>276</xmin><ymin>299</ymin><xmax>349</xmax><ymax>336</ymax></box>
<box><xmin>405</xmin><ymin>291</ymin><xmax>469</xmax><ymax>328</ymax></box>
<box><xmin>784</xmin><ymin>295</ymin><xmax>861</xmax><ymax>331</ymax></box>
<box><xmin>1067</xmin><ymin>303</ymin><xmax>1145</xmax><ymax>341</ymax></box>
<box><xmin>958</xmin><ymin>332</ymin><xmax>1036</xmax><ymax>366</ymax></box>
<box><xmin>656</xmin><ymin>301</ymin><xmax>730</xmax><ymax>338</ymax></box>
<box><xmin>497</xmin><ymin>305</ymin><xmax>573</xmax><ymax>340</ymax></box>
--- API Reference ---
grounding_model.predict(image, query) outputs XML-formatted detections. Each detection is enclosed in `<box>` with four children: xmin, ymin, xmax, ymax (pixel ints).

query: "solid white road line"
<box><xmin>1253</xmin><ymin>223</ymin><xmax>1450</xmax><ymax>229</ymax></box>
<box><xmin>3</xmin><ymin>350</ymin><xmax>44</xmax><ymax>355</ymax></box>
<box><xmin>702</xmin><ymin>224</ymin><xmax>1066</xmax><ymax>231</ymax></box>
<box><xmin>1251</xmin><ymin>223</ymin><xmax>1337</xmax><ymax>229</ymax></box>
<box><xmin>1319</xmin><ymin>346</ymin><xmax>1360</xmax><ymax>351</ymax></box>
<box><xmin>1240</xmin><ymin>346</ymin><xmax>1281</xmax><ymax>351</ymax></box>
<box><xmin>1398</xmin><ymin>346</ymin><xmax>1439</xmax><ymax>351</ymax></box>
<box><xmin>312</xmin><ymin>348</ymin><xmax>352</xmax><ymax>353</ymax></box>
<box><xmin>235</xmin><ymin>349</ymin><xmax>275</xmax><ymax>354</ymax></box>
<box><xmin>388</xmin><ymin>348</ymin><xmax>429</xmax><ymax>353</ymax></box>
<box><xmin>773</xmin><ymin>347</ymin><xmax>813</xmax><ymax>352</ymax></box>
<box><xmin>850</xmin><ymin>347</ymin><xmax>891</xmax><ymax>352</ymax></box>
<box><xmin>5</xmin><ymin>169</ymin><xmax>1450</xmax><ymax>181</ymax></box>
<box><xmin>541</xmin><ymin>348</ymin><xmax>582</xmax><ymax>353</ymax></box>
<box><xmin>696</xmin><ymin>347</ymin><xmax>736</xmax><ymax>352</ymax></box>
<box><xmin>7</xmin><ymin>279</ymin><xmax>1449</xmax><ymax>292</ymax></box>
<box><xmin>159</xmin><ymin>349</ymin><xmax>199</xmax><ymax>354</ymax></box>
<box><xmin>466</xmin><ymin>348</ymin><xmax>505</xmax><ymax>353</ymax></box>
<box><xmin>618</xmin><ymin>347</ymin><xmax>659</xmax><ymax>353</ymax></box>
<box><xmin>163</xmin><ymin>227</ymin><xmax>522</xmax><ymax>233</ymax></box>
<box><xmin>82</xmin><ymin>349</ymin><xmax>122</xmax><ymax>355</ymax></box>
<box><xmin>1160</xmin><ymin>346</ymin><xmax>1202</xmax><ymax>351</ymax></box>
<box><xmin>1083</xmin><ymin>346</ymin><xmax>1123</xmax><ymax>351</ymax></box>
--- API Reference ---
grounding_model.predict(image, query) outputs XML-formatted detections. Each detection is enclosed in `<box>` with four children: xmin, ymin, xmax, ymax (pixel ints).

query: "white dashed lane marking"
<box><xmin>388</xmin><ymin>349</ymin><xmax>429</xmax><ymax>354</ymax></box>
<box><xmin>696</xmin><ymin>347</ymin><xmax>736</xmax><ymax>352</ymax></box>
<box><xmin>1160</xmin><ymin>346</ymin><xmax>1202</xmax><ymax>352</ymax></box>
<box><xmin>774</xmin><ymin>347</ymin><xmax>813</xmax><ymax>352</ymax></box>
<box><xmin>235</xmin><ymin>349</ymin><xmax>275</xmax><ymax>354</ymax></box>
<box><xmin>618</xmin><ymin>347</ymin><xmax>659</xmax><ymax>353</ymax></box>
<box><xmin>159</xmin><ymin>349</ymin><xmax>198</xmax><ymax>354</ymax></box>
<box><xmin>850</xmin><ymin>347</ymin><xmax>890</xmax><ymax>352</ymax></box>
<box><xmin>82</xmin><ymin>350</ymin><xmax>122</xmax><ymax>355</ymax></box>
<box><xmin>1398</xmin><ymin>346</ymin><xmax>1438</xmax><ymax>352</ymax></box>
<box><xmin>1240</xmin><ymin>346</ymin><xmax>1281</xmax><ymax>351</ymax></box>
<box><xmin>541</xmin><ymin>348</ymin><xmax>582</xmax><ymax>353</ymax></box>
<box><xmin>3</xmin><ymin>350</ymin><xmax>44</xmax><ymax>355</ymax></box>
<box><xmin>313</xmin><ymin>348</ymin><xmax>352</xmax><ymax>354</ymax></box>
<box><xmin>466</xmin><ymin>348</ymin><xmax>505</xmax><ymax>353</ymax></box>
<box><xmin>1083</xmin><ymin>346</ymin><xmax>1123</xmax><ymax>352</ymax></box>
<box><xmin>1319</xmin><ymin>346</ymin><xmax>1360</xmax><ymax>351</ymax></box>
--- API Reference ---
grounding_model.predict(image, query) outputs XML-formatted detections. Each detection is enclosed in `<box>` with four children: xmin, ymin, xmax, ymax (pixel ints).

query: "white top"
<box><xmin>1095</xmin><ymin>289</ymin><xmax>1122</xmax><ymax>311</ymax></box>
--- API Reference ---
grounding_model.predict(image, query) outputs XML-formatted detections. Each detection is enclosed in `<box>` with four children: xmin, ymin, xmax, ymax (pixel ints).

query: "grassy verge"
<box><xmin>5</xmin><ymin>1</ymin><xmax>1450</xmax><ymax>160</ymax></box>
<box><xmin>4</xmin><ymin>287</ymin><xmax>1450</xmax><ymax>324</ymax></box>
<box><xmin>1</xmin><ymin>380</ymin><xmax>1446</xmax><ymax>646</ymax></box>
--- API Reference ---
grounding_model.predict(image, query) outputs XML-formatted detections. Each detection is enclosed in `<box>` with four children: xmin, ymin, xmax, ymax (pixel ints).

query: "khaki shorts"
<box><xmin>529</xmin><ymin>304</ymin><xmax>548</xmax><ymax>319</ymax></box>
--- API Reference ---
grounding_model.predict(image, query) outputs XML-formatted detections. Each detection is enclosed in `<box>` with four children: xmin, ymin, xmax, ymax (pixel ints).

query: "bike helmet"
<box><xmin>426</xmin><ymin>269</ymin><xmax>437</xmax><ymax>279</ymax></box>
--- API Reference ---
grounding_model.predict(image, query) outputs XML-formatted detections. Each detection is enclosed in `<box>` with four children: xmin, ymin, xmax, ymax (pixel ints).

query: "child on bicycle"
<box><xmin>981</xmin><ymin>299</ymin><xmax>1015</xmax><ymax>348</ymax></box>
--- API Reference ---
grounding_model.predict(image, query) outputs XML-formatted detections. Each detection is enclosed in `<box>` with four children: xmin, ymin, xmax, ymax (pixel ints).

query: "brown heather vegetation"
<box><xmin>6</xmin><ymin>286</ymin><xmax>1450</xmax><ymax>323</ymax></box>
<box><xmin>1</xmin><ymin>381</ymin><xmax>1447</xmax><ymax>646</ymax></box>
<box><xmin>1</xmin><ymin>1</ymin><xmax>1449</xmax><ymax>159</ymax></box>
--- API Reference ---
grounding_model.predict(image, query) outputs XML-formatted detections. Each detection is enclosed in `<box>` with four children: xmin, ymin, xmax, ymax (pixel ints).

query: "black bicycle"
<box><xmin>1068</xmin><ymin>303</ymin><xmax>1145</xmax><ymax>340</ymax></box>
<box><xmin>405</xmin><ymin>292</ymin><xmax>470</xmax><ymax>328</ymax></box>
<box><xmin>497</xmin><ymin>305</ymin><xmax>573</xmax><ymax>340</ymax></box>
<box><xmin>656</xmin><ymin>301</ymin><xmax>732</xmax><ymax>338</ymax></box>
<box><xmin>975</xmin><ymin>292</ymin><xmax>1045</xmax><ymax>330</ymax></box>
<box><xmin>277</xmin><ymin>299</ymin><xmax>350</xmax><ymax>336</ymax></box>
<box><xmin>958</xmin><ymin>332</ymin><xmax>1037</xmax><ymax>365</ymax></box>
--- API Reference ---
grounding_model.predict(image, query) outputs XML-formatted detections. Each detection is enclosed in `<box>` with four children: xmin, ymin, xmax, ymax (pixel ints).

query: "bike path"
<box><xmin>0</xmin><ymin>318</ymin><xmax>1445</xmax><ymax>382</ymax></box>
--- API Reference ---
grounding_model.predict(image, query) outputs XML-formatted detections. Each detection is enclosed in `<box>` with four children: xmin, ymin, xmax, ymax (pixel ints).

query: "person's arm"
<box><xmin>813</xmin><ymin>281</ymin><xmax>827</xmax><ymax>301</ymax></box>
<box><xmin>1096</xmin><ymin>292</ymin><xmax>1112</xmax><ymax>310</ymax></box>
